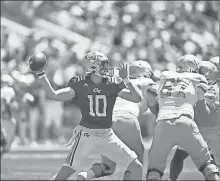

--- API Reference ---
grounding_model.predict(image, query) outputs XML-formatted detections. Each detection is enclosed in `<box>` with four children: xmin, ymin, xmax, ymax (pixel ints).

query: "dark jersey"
<box><xmin>67</xmin><ymin>75</ymin><xmax>126</xmax><ymax>129</ymax></box>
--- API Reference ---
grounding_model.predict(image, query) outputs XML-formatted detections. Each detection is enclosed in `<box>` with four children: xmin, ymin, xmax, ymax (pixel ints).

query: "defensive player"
<box><xmin>29</xmin><ymin>51</ymin><xmax>143</xmax><ymax>180</ymax></box>
<box><xmin>169</xmin><ymin>58</ymin><xmax>220</xmax><ymax>180</ymax></box>
<box><xmin>146</xmin><ymin>55</ymin><xmax>219</xmax><ymax>181</ymax></box>
<box><xmin>77</xmin><ymin>60</ymin><xmax>158</xmax><ymax>180</ymax></box>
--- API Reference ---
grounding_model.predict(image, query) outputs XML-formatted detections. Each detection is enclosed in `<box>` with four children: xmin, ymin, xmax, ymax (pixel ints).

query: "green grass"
<box><xmin>1</xmin><ymin>146</ymin><xmax>204</xmax><ymax>180</ymax></box>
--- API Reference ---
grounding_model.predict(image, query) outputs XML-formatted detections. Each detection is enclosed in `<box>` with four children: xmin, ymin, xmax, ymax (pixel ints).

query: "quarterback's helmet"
<box><xmin>176</xmin><ymin>55</ymin><xmax>200</xmax><ymax>73</ymax></box>
<box><xmin>81</xmin><ymin>51</ymin><xmax>111</xmax><ymax>77</ymax></box>
<box><xmin>199</xmin><ymin>61</ymin><xmax>219</xmax><ymax>85</ymax></box>
<box><xmin>129</xmin><ymin>60</ymin><xmax>153</xmax><ymax>79</ymax></box>
<box><xmin>208</xmin><ymin>56</ymin><xmax>219</xmax><ymax>71</ymax></box>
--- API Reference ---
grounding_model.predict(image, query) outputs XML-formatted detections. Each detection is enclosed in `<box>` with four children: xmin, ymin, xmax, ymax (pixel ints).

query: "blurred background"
<box><xmin>1</xmin><ymin>1</ymin><xmax>219</xmax><ymax>148</ymax></box>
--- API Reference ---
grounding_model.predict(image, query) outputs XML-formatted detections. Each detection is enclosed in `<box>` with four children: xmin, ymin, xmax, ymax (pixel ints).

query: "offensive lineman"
<box><xmin>146</xmin><ymin>55</ymin><xmax>219</xmax><ymax>181</ymax></box>
<box><xmin>29</xmin><ymin>51</ymin><xmax>143</xmax><ymax>180</ymax></box>
<box><xmin>170</xmin><ymin>57</ymin><xmax>220</xmax><ymax>180</ymax></box>
<box><xmin>77</xmin><ymin>60</ymin><xmax>158</xmax><ymax>180</ymax></box>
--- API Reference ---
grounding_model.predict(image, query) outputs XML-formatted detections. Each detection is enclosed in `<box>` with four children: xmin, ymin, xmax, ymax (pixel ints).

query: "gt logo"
<box><xmin>93</xmin><ymin>88</ymin><xmax>102</xmax><ymax>93</ymax></box>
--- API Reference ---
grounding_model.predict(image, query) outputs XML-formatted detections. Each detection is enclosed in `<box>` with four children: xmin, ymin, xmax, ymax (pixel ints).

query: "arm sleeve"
<box><xmin>113</xmin><ymin>81</ymin><xmax>127</xmax><ymax>95</ymax></box>
<box><xmin>66</xmin><ymin>77</ymin><xmax>80</xmax><ymax>96</ymax></box>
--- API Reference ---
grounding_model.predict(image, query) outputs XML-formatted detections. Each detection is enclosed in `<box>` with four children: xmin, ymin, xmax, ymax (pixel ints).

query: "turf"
<box><xmin>1</xmin><ymin>144</ymin><xmax>204</xmax><ymax>180</ymax></box>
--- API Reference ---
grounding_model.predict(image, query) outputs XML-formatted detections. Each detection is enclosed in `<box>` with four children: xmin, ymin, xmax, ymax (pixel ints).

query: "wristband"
<box><xmin>37</xmin><ymin>71</ymin><xmax>46</xmax><ymax>79</ymax></box>
<box><xmin>123</xmin><ymin>78</ymin><xmax>130</xmax><ymax>84</ymax></box>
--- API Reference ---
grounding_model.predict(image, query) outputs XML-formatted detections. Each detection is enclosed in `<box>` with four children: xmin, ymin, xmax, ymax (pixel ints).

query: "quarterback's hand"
<box><xmin>118</xmin><ymin>62</ymin><xmax>129</xmax><ymax>80</ymax></box>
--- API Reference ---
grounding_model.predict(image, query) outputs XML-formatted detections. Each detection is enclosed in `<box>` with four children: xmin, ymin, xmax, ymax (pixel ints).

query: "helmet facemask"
<box><xmin>81</xmin><ymin>51</ymin><xmax>112</xmax><ymax>77</ymax></box>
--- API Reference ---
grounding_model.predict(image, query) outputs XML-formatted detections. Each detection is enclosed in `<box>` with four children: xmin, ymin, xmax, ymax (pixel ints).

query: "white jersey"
<box><xmin>195</xmin><ymin>83</ymin><xmax>220</xmax><ymax>127</ymax></box>
<box><xmin>113</xmin><ymin>78</ymin><xmax>157</xmax><ymax>118</ymax></box>
<box><xmin>157</xmin><ymin>71</ymin><xmax>208</xmax><ymax>120</ymax></box>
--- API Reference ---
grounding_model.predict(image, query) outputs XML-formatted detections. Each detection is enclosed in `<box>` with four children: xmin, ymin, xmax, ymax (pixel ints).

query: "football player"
<box><xmin>170</xmin><ymin>58</ymin><xmax>220</xmax><ymax>180</ymax></box>
<box><xmin>77</xmin><ymin>60</ymin><xmax>158</xmax><ymax>180</ymax></box>
<box><xmin>146</xmin><ymin>55</ymin><xmax>219</xmax><ymax>181</ymax></box>
<box><xmin>30</xmin><ymin>51</ymin><xmax>143</xmax><ymax>180</ymax></box>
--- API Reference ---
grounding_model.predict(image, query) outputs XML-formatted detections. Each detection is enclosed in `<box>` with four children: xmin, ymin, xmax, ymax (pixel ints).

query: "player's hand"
<box><xmin>118</xmin><ymin>62</ymin><xmax>129</xmax><ymax>80</ymax></box>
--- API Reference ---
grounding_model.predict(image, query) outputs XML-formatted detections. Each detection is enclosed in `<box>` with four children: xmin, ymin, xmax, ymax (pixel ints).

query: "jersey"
<box><xmin>195</xmin><ymin>83</ymin><xmax>220</xmax><ymax>127</ymax></box>
<box><xmin>113</xmin><ymin>77</ymin><xmax>157</xmax><ymax>118</ymax></box>
<box><xmin>157</xmin><ymin>71</ymin><xmax>208</xmax><ymax>120</ymax></box>
<box><xmin>67</xmin><ymin>75</ymin><xmax>126</xmax><ymax>129</ymax></box>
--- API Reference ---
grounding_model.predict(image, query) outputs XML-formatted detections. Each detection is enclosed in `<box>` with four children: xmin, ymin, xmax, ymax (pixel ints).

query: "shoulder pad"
<box><xmin>70</xmin><ymin>76</ymin><xmax>86</xmax><ymax>83</ymax></box>
<box><xmin>160</xmin><ymin>71</ymin><xmax>177</xmax><ymax>80</ymax></box>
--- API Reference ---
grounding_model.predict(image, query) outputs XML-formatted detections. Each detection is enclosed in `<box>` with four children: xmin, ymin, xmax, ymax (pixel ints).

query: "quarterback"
<box><xmin>146</xmin><ymin>55</ymin><xmax>219</xmax><ymax>181</ymax></box>
<box><xmin>170</xmin><ymin>57</ymin><xmax>220</xmax><ymax>180</ymax></box>
<box><xmin>77</xmin><ymin>60</ymin><xmax>158</xmax><ymax>180</ymax></box>
<box><xmin>29</xmin><ymin>51</ymin><xmax>143</xmax><ymax>180</ymax></box>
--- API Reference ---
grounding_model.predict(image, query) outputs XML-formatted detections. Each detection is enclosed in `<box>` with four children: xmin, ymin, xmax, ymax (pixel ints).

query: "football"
<box><xmin>29</xmin><ymin>52</ymin><xmax>47</xmax><ymax>72</ymax></box>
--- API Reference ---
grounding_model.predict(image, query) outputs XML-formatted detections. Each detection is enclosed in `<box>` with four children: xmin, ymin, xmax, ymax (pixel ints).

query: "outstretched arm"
<box><xmin>147</xmin><ymin>90</ymin><xmax>159</xmax><ymax>117</ymax></box>
<box><xmin>118</xmin><ymin>79</ymin><xmax>142</xmax><ymax>103</ymax></box>
<box><xmin>117</xmin><ymin>63</ymin><xmax>142</xmax><ymax>103</ymax></box>
<box><xmin>38</xmin><ymin>73</ymin><xmax>75</xmax><ymax>101</ymax></box>
<box><xmin>196</xmin><ymin>86</ymin><xmax>210</xmax><ymax>114</ymax></box>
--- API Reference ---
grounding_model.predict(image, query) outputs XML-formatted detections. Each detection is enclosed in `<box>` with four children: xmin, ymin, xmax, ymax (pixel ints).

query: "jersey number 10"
<box><xmin>88</xmin><ymin>95</ymin><xmax>107</xmax><ymax>117</ymax></box>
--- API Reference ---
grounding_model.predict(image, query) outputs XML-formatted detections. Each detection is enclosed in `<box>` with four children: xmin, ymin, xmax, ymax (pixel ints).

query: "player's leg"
<box><xmin>178</xmin><ymin>116</ymin><xmax>219</xmax><ymax>181</ymax></box>
<box><xmin>77</xmin><ymin>115</ymin><xmax>145</xmax><ymax>180</ymax></box>
<box><xmin>169</xmin><ymin>147</ymin><xmax>189</xmax><ymax>180</ymax></box>
<box><xmin>147</xmin><ymin>120</ymin><xmax>176</xmax><ymax>181</ymax></box>
<box><xmin>208</xmin><ymin>133</ymin><xmax>220</xmax><ymax>167</ymax></box>
<box><xmin>200</xmin><ymin>126</ymin><xmax>220</xmax><ymax>167</ymax></box>
<box><xmin>113</xmin><ymin>116</ymin><xmax>145</xmax><ymax>180</ymax></box>
<box><xmin>50</xmin><ymin>127</ymin><xmax>95</xmax><ymax>180</ymax></box>
<box><xmin>99</xmin><ymin>130</ymin><xmax>142</xmax><ymax>180</ymax></box>
<box><xmin>77</xmin><ymin>156</ymin><xmax>115</xmax><ymax>180</ymax></box>
<box><xmin>113</xmin><ymin>116</ymin><xmax>145</xmax><ymax>164</ymax></box>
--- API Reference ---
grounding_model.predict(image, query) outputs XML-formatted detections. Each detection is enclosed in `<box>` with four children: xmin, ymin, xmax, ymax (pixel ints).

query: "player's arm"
<box><xmin>118</xmin><ymin>80</ymin><xmax>142</xmax><ymax>103</ymax></box>
<box><xmin>29</xmin><ymin>53</ymin><xmax>75</xmax><ymax>102</ymax></box>
<box><xmin>117</xmin><ymin>63</ymin><xmax>142</xmax><ymax>103</ymax></box>
<box><xmin>195</xmin><ymin>76</ymin><xmax>211</xmax><ymax>114</ymax></box>
<box><xmin>37</xmin><ymin>72</ymin><xmax>75</xmax><ymax>101</ymax></box>
<box><xmin>147</xmin><ymin>83</ymin><xmax>159</xmax><ymax>116</ymax></box>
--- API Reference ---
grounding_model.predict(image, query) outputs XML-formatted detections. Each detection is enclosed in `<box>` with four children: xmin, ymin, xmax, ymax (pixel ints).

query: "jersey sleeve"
<box><xmin>66</xmin><ymin>76</ymin><xmax>83</xmax><ymax>92</ymax></box>
<box><xmin>109</xmin><ymin>77</ymin><xmax>127</xmax><ymax>95</ymax></box>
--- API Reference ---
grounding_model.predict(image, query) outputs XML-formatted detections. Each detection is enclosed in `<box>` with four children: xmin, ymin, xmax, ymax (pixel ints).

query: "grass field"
<box><xmin>1</xmin><ymin>143</ymin><xmax>205</xmax><ymax>180</ymax></box>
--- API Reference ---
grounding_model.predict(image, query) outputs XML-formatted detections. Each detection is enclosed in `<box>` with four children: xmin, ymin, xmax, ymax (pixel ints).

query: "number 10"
<box><xmin>88</xmin><ymin>95</ymin><xmax>107</xmax><ymax>117</ymax></box>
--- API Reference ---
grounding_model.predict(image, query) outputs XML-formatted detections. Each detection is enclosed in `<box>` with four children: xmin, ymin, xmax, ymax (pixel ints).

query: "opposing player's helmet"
<box><xmin>199</xmin><ymin>61</ymin><xmax>219</xmax><ymax>85</ymax></box>
<box><xmin>81</xmin><ymin>51</ymin><xmax>111</xmax><ymax>77</ymax></box>
<box><xmin>129</xmin><ymin>60</ymin><xmax>153</xmax><ymax>79</ymax></box>
<box><xmin>176</xmin><ymin>55</ymin><xmax>200</xmax><ymax>73</ymax></box>
<box><xmin>208</xmin><ymin>56</ymin><xmax>219</xmax><ymax>71</ymax></box>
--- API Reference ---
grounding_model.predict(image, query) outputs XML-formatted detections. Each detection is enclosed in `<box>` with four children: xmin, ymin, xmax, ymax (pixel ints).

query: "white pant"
<box><xmin>64</xmin><ymin>125</ymin><xmax>137</xmax><ymax>172</ymax></box>
<box><xmin>199</xmin><ymin>125</ymin><xmax>220</xmax><ymax>166</ymax></box>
